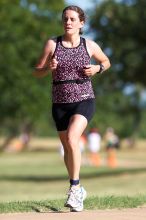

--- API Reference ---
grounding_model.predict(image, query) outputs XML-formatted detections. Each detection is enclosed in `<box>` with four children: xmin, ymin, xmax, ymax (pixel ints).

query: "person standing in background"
<box><xmin>104</xmin><ymin>127</ymin><xmax>119</xmax><ymax>168</ymax></box>
<box><xmin>33</xmin><ymin>5</ymin><xmax>110</xmax><ymax>212</ymax></box>
<box><xmin>87</xmin><ymin>128</ymin><xmax>101</xmax><ymax>166</ymax></box>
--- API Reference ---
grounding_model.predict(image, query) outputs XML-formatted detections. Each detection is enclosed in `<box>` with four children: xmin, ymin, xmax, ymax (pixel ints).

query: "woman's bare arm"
<box><xmin>33</xmin><ymin>39</ymin><xmax>57</xmax><ymax>77</ymax></box>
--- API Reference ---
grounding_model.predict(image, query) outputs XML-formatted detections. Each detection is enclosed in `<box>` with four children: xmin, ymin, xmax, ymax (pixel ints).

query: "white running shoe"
<box><xmin>64</xmin><ymin>186</ymin><xmax>87</xmax><ymax>212</ymax></box>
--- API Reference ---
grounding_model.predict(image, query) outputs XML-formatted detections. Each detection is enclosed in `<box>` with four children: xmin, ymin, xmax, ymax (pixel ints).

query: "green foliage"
<box><xmin>90</xmin><ymin>0</ymin><xmax>146</xmax><ymax>84</ymax></box>
<box><xmin>89</xmin><ymin>74</ymin><xmax>141</xmax><ymax>137</ymax></box>
<box><xmin>89</xmin><ymin>0</ymin><xmax>146</xmax><ymax>137</ymax></box>
<box><xmin>0</xmin><ymin>0</ymin><xmax>65</xmax><ymax>135</ymax></box>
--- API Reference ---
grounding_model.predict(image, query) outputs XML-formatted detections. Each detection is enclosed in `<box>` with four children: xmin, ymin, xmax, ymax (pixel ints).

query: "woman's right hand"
<box><xmin>48</xmin><ymin>55</ymin><xmax>58</xmax><ymax>70</ymax></box>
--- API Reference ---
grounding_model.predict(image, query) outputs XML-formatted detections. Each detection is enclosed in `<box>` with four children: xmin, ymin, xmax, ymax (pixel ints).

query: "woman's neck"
<box><xmin>62</xmin><ymin>34</ymin><xmax>81</xmax><ymax>48</ymax></box>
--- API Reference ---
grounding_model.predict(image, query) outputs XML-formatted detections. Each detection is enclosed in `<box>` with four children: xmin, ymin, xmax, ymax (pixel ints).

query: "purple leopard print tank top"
<box><xmin>52</xmin><ymin>36</ymin><xmax>95</xmax><ymax>103</ymax></box>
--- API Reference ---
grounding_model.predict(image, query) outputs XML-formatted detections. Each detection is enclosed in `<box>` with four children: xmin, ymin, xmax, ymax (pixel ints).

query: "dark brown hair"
<box><xmin>62</xmin><ymin>5</ymin><xmax>86</xmax><ymax>35</ymax></box>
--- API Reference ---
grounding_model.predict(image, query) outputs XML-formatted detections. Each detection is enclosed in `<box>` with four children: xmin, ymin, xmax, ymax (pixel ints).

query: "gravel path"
<box><xmin>1</xmin><ymin>207</ymin><xmax>146</xmax><ymax>220</ymax></box>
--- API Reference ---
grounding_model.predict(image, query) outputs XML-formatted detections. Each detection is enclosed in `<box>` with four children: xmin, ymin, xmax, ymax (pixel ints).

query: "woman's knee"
<box><xmin>66</xmin><ymin>133</ymin><xmax>79</xmax><ymax>151</ymax></box>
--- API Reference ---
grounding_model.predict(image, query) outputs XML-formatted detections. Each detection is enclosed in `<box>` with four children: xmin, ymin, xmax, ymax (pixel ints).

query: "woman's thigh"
<box><xmin>67</xmin><ymin>114</ymin><xmax>87</xmax><ymax>142</ymax></box>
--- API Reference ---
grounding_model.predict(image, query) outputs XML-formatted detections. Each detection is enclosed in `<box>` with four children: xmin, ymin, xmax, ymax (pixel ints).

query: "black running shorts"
<box><xmin>52</xmin><ymin>98</ymin><xmax>95</xmax><ymax>131</ymax></box>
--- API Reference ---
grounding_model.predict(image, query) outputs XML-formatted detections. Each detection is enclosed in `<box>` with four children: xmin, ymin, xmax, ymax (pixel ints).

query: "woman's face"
<box><xmin>62</xmin><ymin>10</ymin><xmax>84</xmax><ymax>35</ymax></box>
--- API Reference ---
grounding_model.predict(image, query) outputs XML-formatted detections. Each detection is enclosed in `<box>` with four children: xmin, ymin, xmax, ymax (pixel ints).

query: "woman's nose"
<box><xmin>66</xmin><ymin>19</ymin><xmax>71</xmax><ymax>24</ymax></box>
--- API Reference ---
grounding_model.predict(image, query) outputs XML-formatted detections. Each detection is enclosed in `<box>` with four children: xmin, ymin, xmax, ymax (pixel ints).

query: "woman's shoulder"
<box><xmin>85</xmin><ymin>38</ymin><xmax>100</xmax><ymax>48</ymax></box>
<box><xmin>85</xmin><ymin>38</ymin><xmax>102</xmax><ymax>55</ymax></box>
<box><xmin>46</xmin><ymin>37</ymin><xmax>57</xmax><ymax>46</ymax></box>
<box><xmin>47</xmin><ymin>35</ymin><xmax>63</xmax><ymax>43</ymax></box>
<box><xmin>44</xmin><ymin>36</ymin><xmax>61</xmax><ymax>52</ymax></box>
<box><xmin>86</xmin><ymin>39</ymin><xmax>101</xmax><ymax>52</ymax></box>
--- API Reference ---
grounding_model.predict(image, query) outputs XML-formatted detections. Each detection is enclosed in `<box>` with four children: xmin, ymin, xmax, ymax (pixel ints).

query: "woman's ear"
<box><xmin>80</xmin><ymin>21</ymin><xmax>84</xmax><ymax>28</ymax></box>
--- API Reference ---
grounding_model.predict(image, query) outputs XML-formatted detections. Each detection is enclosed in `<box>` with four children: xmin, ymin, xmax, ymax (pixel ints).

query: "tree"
<box><xmin>90</xmin><ymin>0</ymin><xmax>146</xmax><ymax>84</ymax></box>
<box><xmin>0</xmin><ymin>0</ymin><xmax>65</xmax><ymax>138</ymax></box>
<box><xmin>88</xmin><ymin>0</ymin><xmax>146</xmax><ymax>137</ymax></box>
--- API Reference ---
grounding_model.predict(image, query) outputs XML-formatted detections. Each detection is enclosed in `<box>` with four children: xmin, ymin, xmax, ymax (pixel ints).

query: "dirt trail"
<box><xmin>1</xmin><ymin>207</ymin><xmax>146</xmax><ymax>220</ymax></box>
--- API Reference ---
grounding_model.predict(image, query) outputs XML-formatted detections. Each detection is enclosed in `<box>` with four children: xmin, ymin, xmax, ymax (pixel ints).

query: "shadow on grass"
<box><xmin>31</xmin><ymin>204</ymin><xmax>64</xmax><ymax>213</ymax></box>
<box><xmin>0</xmin><ymin>167</ymin><xmax>146</xmax><ymax>182</ymax></box>
<box><xmin>0</xmin><ymin>200</ymin><xmax>67</xmax><ymax>213</ymax></box>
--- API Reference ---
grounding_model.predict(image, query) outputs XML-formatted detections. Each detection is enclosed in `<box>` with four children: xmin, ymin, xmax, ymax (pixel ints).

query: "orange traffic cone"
<box><xmin>89</xmin><ymin>153</ymin><xmax>101</xmax><ymax>167</ymax></box>
<box><xmin>107</xmin><ymin>149</ymin><xmax>117</xmax><ymax>168</ymax></box>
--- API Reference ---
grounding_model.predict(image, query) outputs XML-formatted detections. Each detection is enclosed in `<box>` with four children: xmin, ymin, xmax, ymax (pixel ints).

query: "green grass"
<box><xmin>0</xmin><ymin>148</ymin><xmax>146</xmax><ymax>213</ymax></box>
<box><xmin>0</xmin><ymin>195</ymin><xmax>146</xmax><ymax>213</ymax></box>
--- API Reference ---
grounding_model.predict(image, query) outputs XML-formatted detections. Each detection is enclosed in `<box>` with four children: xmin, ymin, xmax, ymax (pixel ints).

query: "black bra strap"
<box><xmin>56</xmin><ymin>36</ymin><xmax>62</xmax><ymax>43</ymax></box>
<box><xmin>82</xmin><ymin>37</ymin><xmax>90</xmax><ymax>58</ymax></box>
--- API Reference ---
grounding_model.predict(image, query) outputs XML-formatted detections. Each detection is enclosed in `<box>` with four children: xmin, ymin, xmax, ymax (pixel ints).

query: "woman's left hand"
<box><xmin>83</xmin><ymin>65</ymin><xmax>100</xmax><ymax>77</ymax></box>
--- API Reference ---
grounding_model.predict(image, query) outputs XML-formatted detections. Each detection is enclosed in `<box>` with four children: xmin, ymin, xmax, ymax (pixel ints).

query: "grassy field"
<box><xmin>0</xmin><ymin>141</ymin><xmax>146</xmax><ymax>213</ymax></box>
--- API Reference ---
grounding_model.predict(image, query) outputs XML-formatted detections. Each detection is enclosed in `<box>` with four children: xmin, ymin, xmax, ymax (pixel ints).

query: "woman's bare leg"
<box><xmin>58</xmin><ymin>114</ymin><xmax>87</xmax><ymax>180</ymax></box>
<box><xmin>67</xmin><ymin>114</ymin><xmax>87</xmax><ymax>179</ymax></box>
<box><xmin>58</xmin><ymin>131</ymin><xmax>70</xmax><ymax>175</ymax></box>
